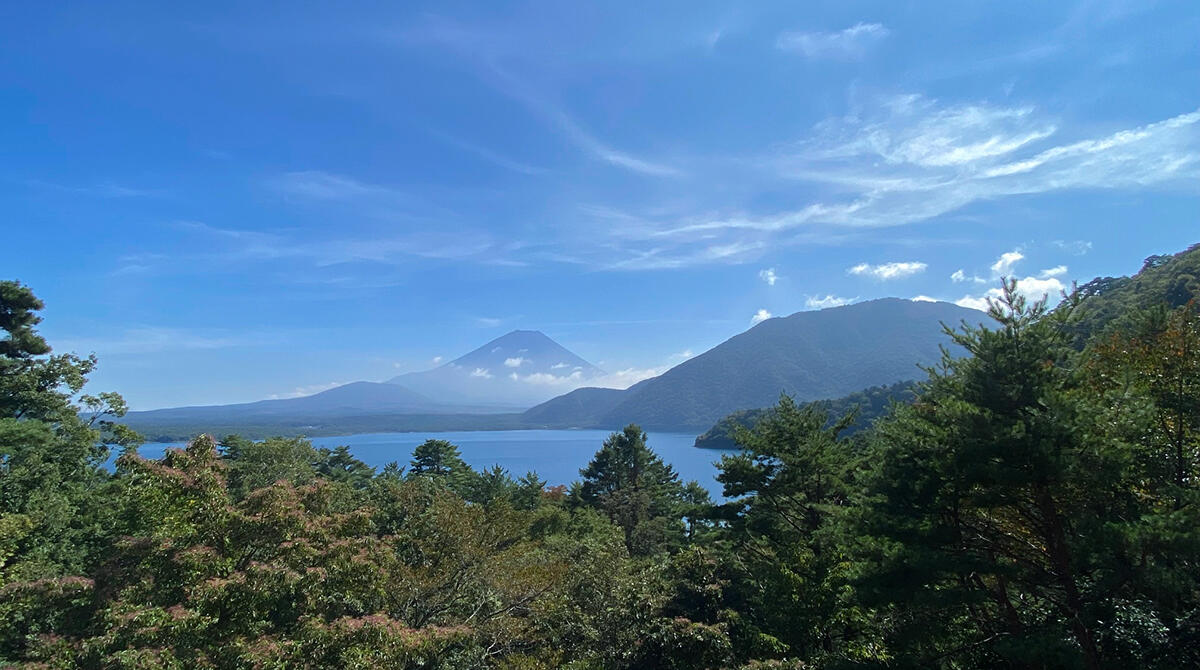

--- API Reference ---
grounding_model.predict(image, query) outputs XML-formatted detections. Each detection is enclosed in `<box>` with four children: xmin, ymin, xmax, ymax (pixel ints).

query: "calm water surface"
<box><xmin>140</xmin><ymin>430</ymin><xmax>736</xmax><ymax>496</ymax></box>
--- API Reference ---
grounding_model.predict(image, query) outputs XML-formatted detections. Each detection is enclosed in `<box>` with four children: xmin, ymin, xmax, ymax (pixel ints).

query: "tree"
<box><xmin>576</xmin><ymin>424</ymin><xmax>691</xmax><ymax>555</ymax></box>
<box><xmin>315</xmin><ymin>444</ymin><xmax>376</xmax><ymax>490</ymax></box>
<box><xmin>858</xmin><ymin>282</ymin><xmax>1160</xmax><ymax>668</ymax></box>
<box><xmin>0</xmin><ymin>281</ymin><xmax>130</xmax><ymax>586</ymax></box>
<box><xmin>407</xmin><ymin>439</ymin><xmax>475</xmax><ymax>498</ymax></box>
<box><xmin>224</xmin><ymin>435</ymin><xmax>319</xmax><ymax>500</ymax></box>
<box><xmin>713</xmin><ymin>395</ymin><xmax>871</xmax><ymax>664</ymax></box>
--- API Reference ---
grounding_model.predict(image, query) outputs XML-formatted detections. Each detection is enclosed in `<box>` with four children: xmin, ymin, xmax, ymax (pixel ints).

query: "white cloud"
<box><xmin>777</xmin><ymin>22</ymin><xmax>890</xmax><ymax>60</ymax></box>
<box><xmin>1015</xmin><ymin>275</ymin><xmax>1066</xmax><ymax>299</ymax></box>
<box><xmin>951</xmin><ymin>269</ymin><xmax>988</xmax><ymax>284</ymax></box>
<box><xmin>266</xmin><ymin>381</ymin><xmax>347</xmax><ymax>400</ymax></box>
<box><xmin>431</xmin><ymin>355</ymin><xmax>443</xmax><ymax>365</ymax></box>
<box><xmin>848</xmin><ymin>261</ymin><xmax>927</xmax><ymax>280</ymax></box>
<box><xmin>991</xmin><ymin>250</ymin><xmax>1025</xmax><ymax>277</ymax></box>
<box><xmin>955</xmin><ymin>275</ymin><xmax>1067</xmax><ymax>312</ymax></box>
<box><xmin>512</xmin><ymin>370</ymin><xmax>586</xmax><ymax>386</ymax></box>
<box><xmin>1053</xmin><ymin>240</ymin><xmax>1093</xmax><ymax>255</ymax></box>
<box><xmin>759</xmin><ymin>268</ymin><xmax>779</xmax><ymax>285</ymax></box>
<box><xmin>955</xmin><ymin>294</ymin><xmax>994</xmax><ymax>311</ymax></box>
<box><xmin>750</xmin><ymin>309</ymin><xmax>773</xmax><ymax>325</ymax></box>
<box><xmin>806</xmin><ymin>295</ymin><xmax>856</xmax><ymax>309</ymax></box>
<box><xmin>550</xmin><ymin>362</ymin><xmax>571</xmax><ymax>370</ymax></box>
<box><xmin>610</xmin><ymin>102</ymin><xmax>1199</xmax><ymax>271</ymax></box>
<box><xmin>504</xmin><ymin>357</ymin><xmax>526</xmax><ymax>368</ymax></box>
<box><xmin>1040</xmin><ymin>265</ymin><xmax>1068</xmax><ymax>278</ymax></box>
<box><xmin>672</xmin><ymin>349</ymin><xmax>694</xmax><ymax>360</ymax></box>
<box><xmin>911</xmin><ymin>295</ymin><xmax>938</xmax><ymax>302</ymax></box>
<box><xmin>592</xmin><ymin>367</ymin><xmax>667</xmax><ymax>389</ymax></box>
<box><xmin>470</xmin><ymin>367</ymin><xmax>492</xmax><ymax>378</ymax></box>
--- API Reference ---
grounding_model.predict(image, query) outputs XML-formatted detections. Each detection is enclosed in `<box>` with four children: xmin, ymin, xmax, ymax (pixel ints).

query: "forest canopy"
<box><xmin>1</xmin><ymin>243</ymin><xmax>1199</xmax><ymax>668</ymax></box>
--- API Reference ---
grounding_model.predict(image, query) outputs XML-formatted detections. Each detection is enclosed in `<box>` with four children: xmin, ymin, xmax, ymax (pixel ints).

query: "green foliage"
<box><xmin>855</xmin><ymin>282</ymin><xmax>1196</xmax><ymax>668</ymax></box>
<box><xmin>713</xmin><ymin>396</ymin><xmax>877</xmax><ymax>665</ymax></box>
<box><xmin>575</xmin><ymin>425</ymin><xmax>697</xmax><ymax>555</ymax></box>
<box><xmin>5</xmin><ymin>244</ymin><xmax>1200</xmax><ymax>669</ymax></box>
<box><xmin>0</xmin><ymin>281</ymin><xmax>134</xmax><ymax>588</ymax></box>
<box><xmin>224</xmin><ymin>435</ymin><xmax>320</xmax><ymax>500</ymax></box>
<box><xmin>695</xmin><ymin>380</ymin><xmax>918</xmax><ymax>449</ymax></box>
<box><xmin>1070</xmin><ymin>242</ymin><xmax>1200</xmax><ymax>345</ymax></box>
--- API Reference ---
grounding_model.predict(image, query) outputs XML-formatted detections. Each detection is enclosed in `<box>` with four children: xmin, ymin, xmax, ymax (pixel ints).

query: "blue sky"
<box><xmin>2</xmin><ymin>1</ymin><xmax>1197</xmax><ymax>409</ymax></box>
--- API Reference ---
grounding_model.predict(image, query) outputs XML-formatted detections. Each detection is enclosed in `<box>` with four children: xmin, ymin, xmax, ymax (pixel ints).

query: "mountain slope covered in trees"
<box><xmin>694</xmin><ymin>380</ymin><xmax>918</xmax><ymax>449</ymax></box>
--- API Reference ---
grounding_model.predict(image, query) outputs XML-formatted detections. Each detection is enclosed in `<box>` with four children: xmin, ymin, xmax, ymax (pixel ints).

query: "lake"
<box><xmin>137</xmin><ymin>429</ymin><xmax>737</xmax><ymax>496</ymax></box>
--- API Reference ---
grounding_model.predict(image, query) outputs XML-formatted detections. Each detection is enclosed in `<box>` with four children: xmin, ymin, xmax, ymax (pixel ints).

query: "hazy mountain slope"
<box><xmin>389</xmin><ymin>330</ymin><xmax>604</xmax><ymax>407</ymax></box>
<box><xmin>525</xmin><ymin>299</ymin><xmax>980</xmax><ymax>430</ymax></box>
<box><xmin>520</xmin><ymin>387</ymin><xmax>628</xmax><ymax>428</ymax></box>
<box><xmin>124</xmin><ymin>331</ymin><xmax>605</xmax><ymax>436</ymax></box>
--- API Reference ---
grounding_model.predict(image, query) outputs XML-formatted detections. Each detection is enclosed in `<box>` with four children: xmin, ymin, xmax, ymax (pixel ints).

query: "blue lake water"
<box><xmin>139</xmin><ymin>430</ymin><xmax>736</xmax><ymax>496</ymax></box>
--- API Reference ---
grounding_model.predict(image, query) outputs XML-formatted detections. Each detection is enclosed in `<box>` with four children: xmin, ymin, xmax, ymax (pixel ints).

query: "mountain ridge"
<box><xmin>387</xmin><ymin>329</ymin><xmax>605</xmax><ymax>407</ymax></box>
<box><xmin>523</xmin><ymin>298</ymin><xmax>981</xmax><ymax>430</ymax></box>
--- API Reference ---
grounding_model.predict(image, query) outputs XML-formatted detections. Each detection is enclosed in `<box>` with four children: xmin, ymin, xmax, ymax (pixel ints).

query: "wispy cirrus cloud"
<box><xmin>482</xmin><ymin>65</ymin><xmax>683</xmax><ymax>177</ymax></box>
<box><xmin>400</xmin><ymin>19</ymin><xmax>680</xmax><ymax>178</ymax></box>
<box><xmin>123</xmin><ymin>215</ymin><xmax>518</xmax><ymax>275</ymax></box>
<box><xmin>587</xmin><ymin>98</ymin><xmax>1199</xmax><ymax>270</ymax></box>
<box><xmin>429</xmin><ymin>129</ymin><xmax>547</xmax><ymax>175</ymax></box>
<box><xmin>25</xmin><ymin>179</ymin><xmax>164</xmax><ymax>198</ymax></box>
<box><xmin>269</xmin><ymin>171</ymin><xmax>379</xmax><ymax>199</ymax></box>
<box><xmin>777</xmin><ymin>22</ymin><xmax>890</xmax><ymax>60</ymax></box>
<box><xmin>55</xmin><ymin>326</ymin><xmax>273</xmax><ymax>356</ymax></box>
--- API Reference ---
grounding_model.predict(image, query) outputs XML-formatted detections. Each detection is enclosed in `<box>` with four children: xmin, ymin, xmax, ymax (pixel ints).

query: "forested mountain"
<box><xmin>690</xmin><ymin>244</ymin><xmax>1200</xmax><ymax>449</ymax></box>
<box><xmin>388</xmin><ymin>330</ymin><xmax>605</xmax><ymax>407</ymax></box>
<box><xmin>1069</xmin><ymin>242</ymin><xmax>1200</xmax><ymax>343</ymax></box>
<box><xmin>694</xmin><ymin>380</ymin><xmax>918</xmax><ymax>449</ymax></box>
<box><xmin>525</xmin><ymin>298</ymin><xmax>979</xmax><ymax>430</ymax></box>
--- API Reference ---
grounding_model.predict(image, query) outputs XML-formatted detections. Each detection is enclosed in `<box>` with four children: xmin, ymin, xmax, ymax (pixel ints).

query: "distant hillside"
<box><xmin>694</xmin><ymin>380</ymin><xmax>919</xmax><ymax>450</ymax></box>
<box><xmin>122</xmin><ymin>381</ymin><xmax>517</xmax><ymax>439</ymax></box>
<box><xmin>128</xmin><ymin>412</ymin><xmax>528</xmax><ymax>444</ymax></box>
<box><xmin>127</xmin><ymin>382</ymin><xmax>441</xmax><ymax>423</ymax></box>
<box><xmin>124</xmin><ymin>331</ymin><xmax>605</xmax><ymax>439</ymax></box>
<box><xmin>389</xmin><ymin>330</ymin><xmax>605</xmax><ymax>407</ymax></box>
<box><xmin>524</xmin><ymin>299</ymin><xmax>981</xmax><ymax>430</ymax></box>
